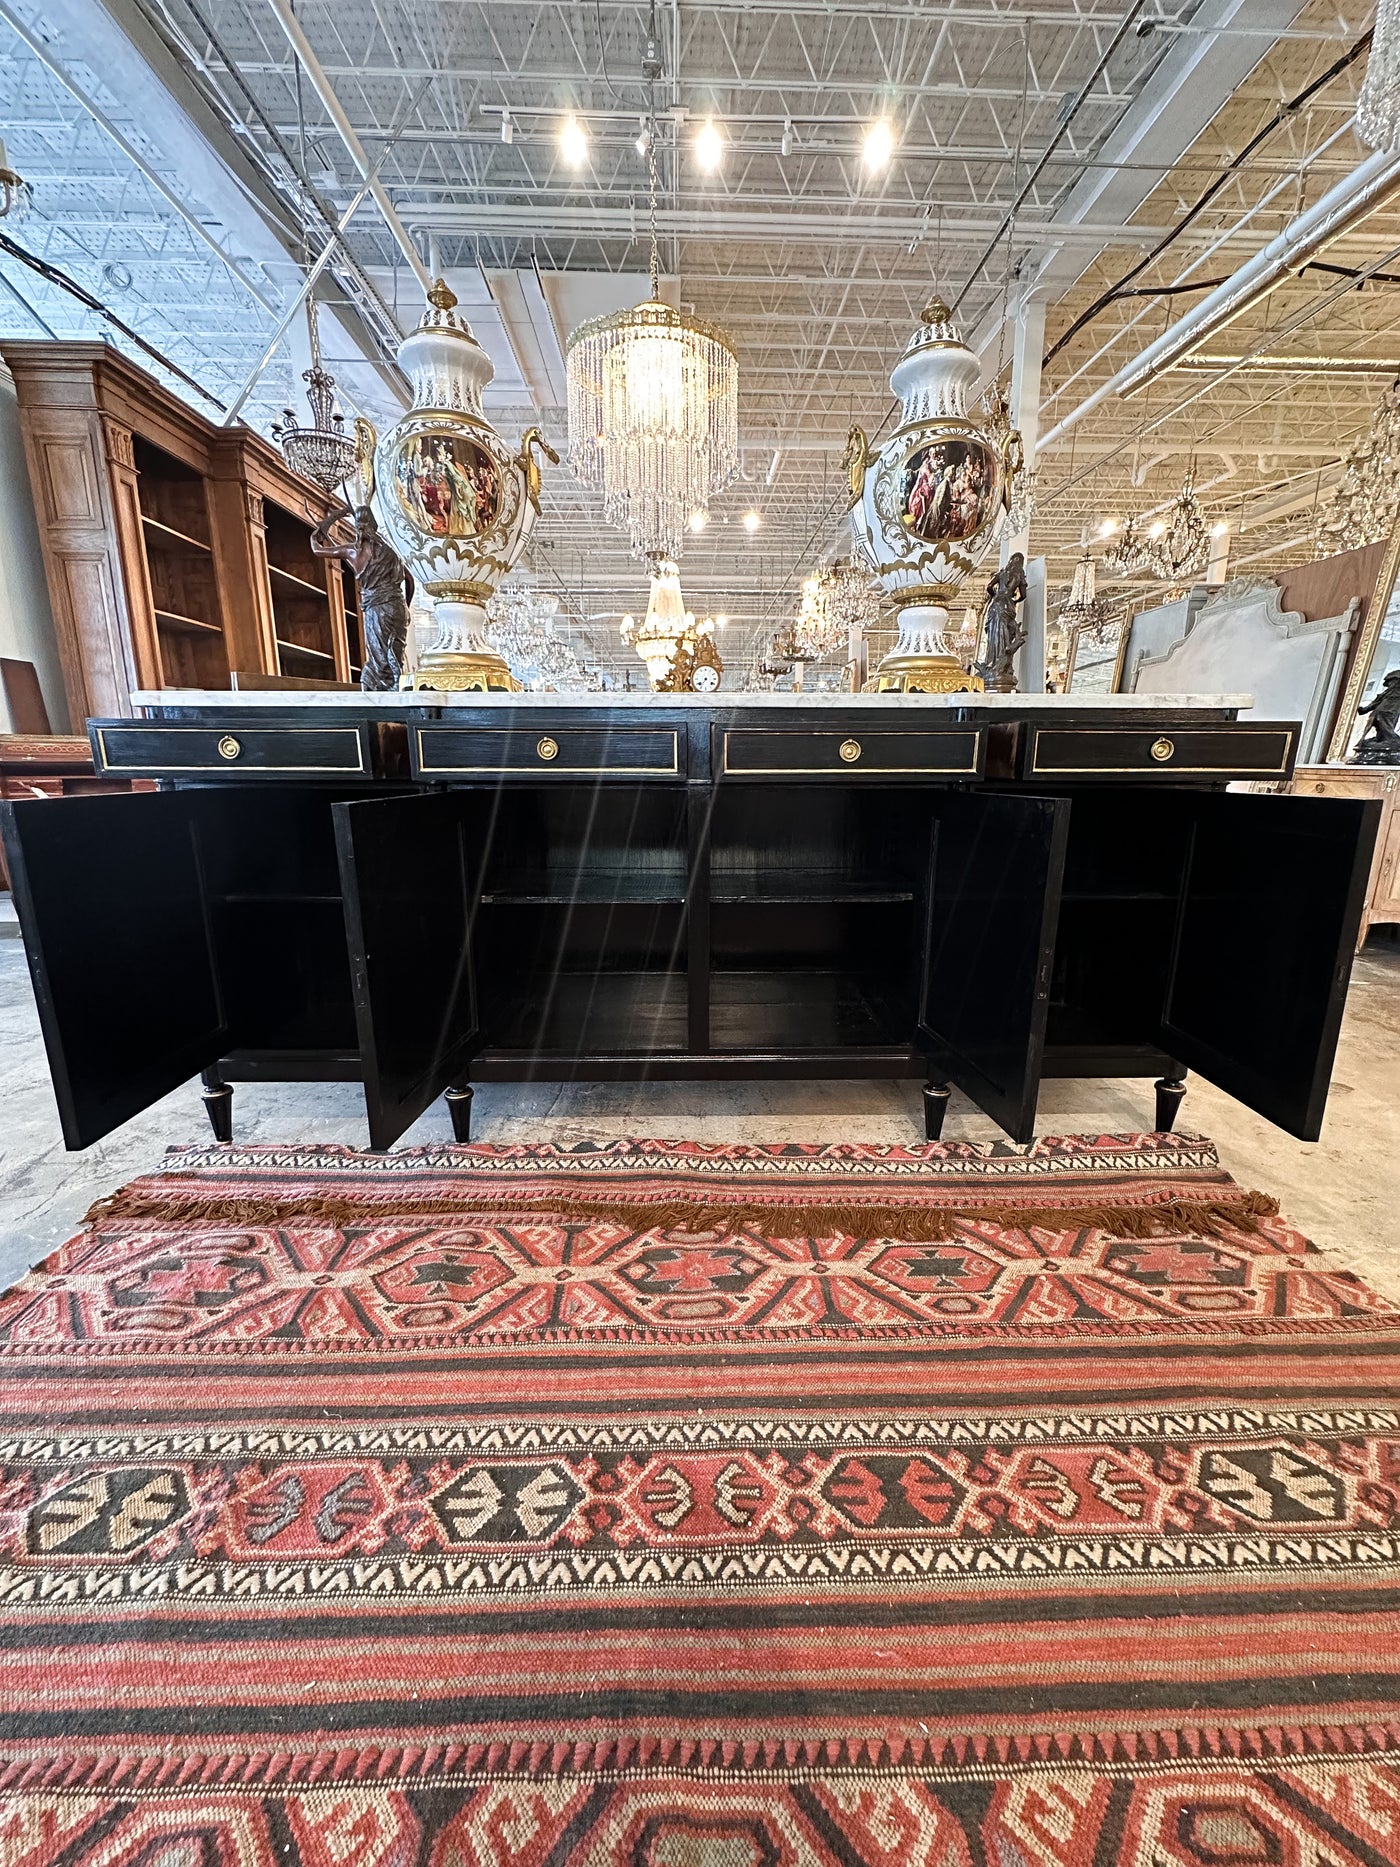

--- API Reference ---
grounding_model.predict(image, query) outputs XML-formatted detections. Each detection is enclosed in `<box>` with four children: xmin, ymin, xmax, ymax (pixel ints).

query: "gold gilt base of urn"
<box><xmin>408</xmin><ymin>650</ymin><xmax>519</xmax><ymax>693</ymax></box>
<box><xmin>872</xmin><ymin>653</ymin><xmax>984</xmax><ymax>694</ymax></box>
<box><xmin>870</xmin><ymin>601</ymin><xmax>984</xmax><ymax>694</ymax></box>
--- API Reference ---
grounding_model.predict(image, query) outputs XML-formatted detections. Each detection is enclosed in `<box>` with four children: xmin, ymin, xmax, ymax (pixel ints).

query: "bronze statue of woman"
<box><xmin>310</xmin><ymin>505</ymin><xmax>414</xmax><ymax>691</ymax></box>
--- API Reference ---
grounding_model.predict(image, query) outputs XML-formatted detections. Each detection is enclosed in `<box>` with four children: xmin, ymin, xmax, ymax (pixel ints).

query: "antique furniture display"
<box><xmin>846</xmin><ymin>298</ymin><xmax>1024</xmax><ymax>693</ymax></box>
<box><xmin>1126</xmin><ymin>579</ymin><xmax>1360</xmax><ymax>763</ymax></box>
<box><xmin>0</xmin><ymin>341</ymin><xmax>360</xmax><ymax>723</ymax></box>
<box><xmin>1273</xmin><ymin>763</ymin><xmax>1400</xmax><ymax>946</ymax></box>
<box><xmin>0</xmin><ymin>693</ymin><xmax>1376</xmax><ymax>1160</ymax></box>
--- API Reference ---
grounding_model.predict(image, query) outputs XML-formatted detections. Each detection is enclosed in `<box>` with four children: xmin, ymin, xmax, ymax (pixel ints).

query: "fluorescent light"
<box><xmin>781</xmin><ymin>119</ymin><xmax>794</xmax><ymax>157</ymax></box>
<box><xmin>695</xmin><ymin>120</ymin><xmax>724</xmax><ymax>173</ymax></box>
<box><xmin>863</xmin><ymin>119</ymin><xmax>895</xmax><ymax>173</ymax></box>
<box><xmin>743</xmin><ymin>509</ymin><xmax>761</xmax><ymax>534</ymax></box>
<box><xmin>558</xmin><ymin>115</ymin><xmax>589</xmax><ymax>167</ymax></box>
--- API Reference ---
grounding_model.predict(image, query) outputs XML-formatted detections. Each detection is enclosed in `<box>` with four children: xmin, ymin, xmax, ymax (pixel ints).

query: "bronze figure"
<box><xmin>976</xmin><ymin>551</ymin><xmax>1029</xmax><ymax>693</ymax></box>
<box><xmin>311</xmin><ymin>505</ymin><xmax>414</xmax><ymax>691</ymax></box>
<box><xmin>1351</xmin><ymin>667</ymin><xmax>1400</xmax><ymax>766</ymax></box>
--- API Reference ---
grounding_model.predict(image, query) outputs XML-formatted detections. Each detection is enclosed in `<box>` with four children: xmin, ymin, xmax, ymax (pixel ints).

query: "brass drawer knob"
<box><xmin>217</xmin><ymin>735</ymin><xmax>242</xmax><ymax>761</ymax></box>
<box><xmin>536</xmin><ymin>735</ymin><xmax>560</xmax><ymax>762</ymax></box>
<box><xmin>1150</xmin><ymin>736</ymin><xmax>1175</xmax><ymax>763</ymax></box>
<box><xmin>839</xmin><ymin>738</ymin><xmax>862</xmax><ymax>763</ymax></box>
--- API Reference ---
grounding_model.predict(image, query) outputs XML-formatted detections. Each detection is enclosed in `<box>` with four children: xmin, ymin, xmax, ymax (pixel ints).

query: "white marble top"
<box><xmin>130</xmin><ymin>689</ymin><xmax>1256</xmax><ymax>711</ymax></box>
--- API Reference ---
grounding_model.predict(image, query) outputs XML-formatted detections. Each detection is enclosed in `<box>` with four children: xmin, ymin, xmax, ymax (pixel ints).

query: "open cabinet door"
<box><xmin>918</xmin><ymin>791</ymin><xmax>1070</xmax><ymax>1143</ymax></box>
<box><xmin>1160</xmin><ymin>792</ymin><xmax>1379</xmax><ymax>1141</ymax></box>
<box><xmin>1</xmin><ymin>792</ymin><xmax>228</xmax><ymax>1148</ymax></box>
<box><xmin>333</xmin><ymin>792</ymin><xmax>480</xmax><ymax>1151</ymax></box>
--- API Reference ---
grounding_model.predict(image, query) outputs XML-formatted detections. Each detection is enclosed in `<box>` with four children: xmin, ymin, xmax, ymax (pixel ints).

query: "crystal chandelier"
<box><xmin>1103</xmin><ymin>471</ymin><xmax>1210</xmax><ymax>582</ymax></box>
<box><xmin>272</xmin><ymin>298</ymin><xmax>357</xmax><ymax>494</ymax></box>
<box><xmin>1314</xmin><ymin>377</ymin><xmax>1400</xmax><ymax>556</ymax></box>
<box><xmin>1151</xmin><ymin>468</ymin><xmax>1211</xmax><ymax>581</ymax></box>
<box><xmin>1058</xmin><ymin>546</ymin><xmax>1114</xmax><ymax>644</ymax></box>
<box><xmin>485</xmin><ymin>584</ymin><xmax>593</xmax><ymax>691</ymax></box>
<box><xmin>620</xmin><ymin>557</ymin><xmax>689</xmax><ymax>687</ymax></box>
<box><xmin>1359</xmin><ymin>0</ymin><xmax>1400</xmax><ymax>152</ymax></box>
<box><xmin>566</xmin><ymin>128</ymin><xmax>738</xmax><ymax>561</ymax></box>
<box><xmin>0</xmin><ymin>137</ymin><xmax>31</xmax><ymax>219</ymax></box>
<box><xmin>792</xmin><ymin>556</ymin><xmax>884</xmax><ymax>659</ymax></box>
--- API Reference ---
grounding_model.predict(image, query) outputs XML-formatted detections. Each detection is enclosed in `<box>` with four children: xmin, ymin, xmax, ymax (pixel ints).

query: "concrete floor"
<box><xmin>1</xmin><ymin>927</ymin><xmax>1397</xmax><ymax>1300</ymax></box>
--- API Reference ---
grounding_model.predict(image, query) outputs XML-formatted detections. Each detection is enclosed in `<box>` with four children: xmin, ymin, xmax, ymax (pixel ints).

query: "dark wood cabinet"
<box><xmin>0</xmin><ymin>698</ymin><xmax>1378</xmax><ymax>1155</ymax></box>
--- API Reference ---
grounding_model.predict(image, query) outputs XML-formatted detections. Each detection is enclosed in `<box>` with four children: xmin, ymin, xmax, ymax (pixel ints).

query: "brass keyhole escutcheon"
<box><xmin>1150</xmin><ymin>736</ymin><xmax>1175</xmax><ymax>763</ymax></box>
<box><xmin>217</xmin><ymin>735</ymin><xmax>241</xmax><ymax>761</ymax></box>
<box><xmin>839</xmin><ymin>738</ymin><xmax>862</xmax><ymax>763</ymax></box>
<box><xmin>536</xmin><ymin>736</ymin><xmax>560</xmax><ymax>762</ymax></box>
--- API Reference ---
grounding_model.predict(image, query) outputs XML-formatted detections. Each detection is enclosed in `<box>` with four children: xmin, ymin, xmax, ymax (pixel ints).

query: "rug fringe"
<box><xmin>80</xmin><ymin>1187</ymin><xmax>1280</xmax><ymax>1243</ymax></box>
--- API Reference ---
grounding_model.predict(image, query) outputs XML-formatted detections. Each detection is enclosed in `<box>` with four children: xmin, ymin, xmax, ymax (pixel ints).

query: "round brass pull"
<box><xmin>838</xmin><ymin>738</ymin><xmax>862</xmax><ymax>763</ymax></box>
<box><xmin>217</xmin><ymin>735</ymin><xmax>241</xmax><ymax>761</ymax></box>
<box><xmin>536</xmin><ymin>735</ymin><xmax>560</xmax><ymax>762</ymax></box>
<box><xmin>1150</xmin><ymin>736</ymin><xmax>1175</xmax><ymax>763</ymax></box>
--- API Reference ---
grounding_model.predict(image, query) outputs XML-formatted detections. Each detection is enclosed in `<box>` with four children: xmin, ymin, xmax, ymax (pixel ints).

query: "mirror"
<box><xmin>1063</xmin><ymin>621</ymin><xmax>1127</xmax><ymax>694</ymax></box>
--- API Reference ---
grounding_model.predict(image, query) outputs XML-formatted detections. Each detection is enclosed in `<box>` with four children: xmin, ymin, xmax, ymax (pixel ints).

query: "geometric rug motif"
<box><xmin>1</xmin><ymin>1134</ymin><xmax>1400</xmax><ymax>1866</ymax></box>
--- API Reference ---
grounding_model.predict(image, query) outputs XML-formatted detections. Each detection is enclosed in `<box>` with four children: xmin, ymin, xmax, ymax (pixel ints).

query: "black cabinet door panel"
<box><xmin>1160</xmin><ymin>793</ymin><xmax>1379</xmax><ymax>1140</ymax></box>
<box><xmin>919</xmin><ymin>792</ymin><xmax>1070</xmax><ymax>1143</ymax></box>
<box><xmin>0</xmin><ymin>792</ymin><xmax>227</xmax><ymax>1148</ymax></box>
<box><xmin>334</xmin><ymin>793</ymin><xmax>479</xmax><ymax>1151</ymax></box>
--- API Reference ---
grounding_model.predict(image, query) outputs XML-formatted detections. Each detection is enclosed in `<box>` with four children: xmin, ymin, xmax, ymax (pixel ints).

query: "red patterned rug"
<box><xmin>2</xmin><ymin>1133</ymin><xmax>1399</xmax><ymax>1866</ymax></box>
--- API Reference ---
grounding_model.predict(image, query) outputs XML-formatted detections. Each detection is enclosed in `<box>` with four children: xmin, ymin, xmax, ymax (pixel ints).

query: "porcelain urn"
<box><xmin>359</xmin><ymin>279</ymin><xmax>558</xmax><ymax>691</ymax></box>
<box><xmin>845</xmin><ymin>297</ymin><xmax>1023</xmax><ymax>692</ymax></box>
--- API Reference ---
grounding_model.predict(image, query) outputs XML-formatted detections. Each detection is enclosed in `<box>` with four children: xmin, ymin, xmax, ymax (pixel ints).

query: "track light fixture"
<box><xmin>863</xmin><ymin>119</ymin><xmax>895</xmax><ymax>173</ymax></box>
<box><xmin>695</xmin><ymin>119</ymin><xmax>724</xmax><ymax>172</ymax></box>
<box><xmin>500</xmin><ymin>106</ymin><xmax>513</xmax><ymax>145</ymax></box>
<box><xmin>558</xmin><ymin>115</ymin><xmax>589</xmax><ymax>168</ymax></box>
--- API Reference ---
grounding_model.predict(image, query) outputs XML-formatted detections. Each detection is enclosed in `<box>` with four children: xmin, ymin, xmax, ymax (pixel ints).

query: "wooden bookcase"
<box><xmin>0</xmin><ymin>340</ymin><xmax>355</xmax><ymax>719</ymax></box>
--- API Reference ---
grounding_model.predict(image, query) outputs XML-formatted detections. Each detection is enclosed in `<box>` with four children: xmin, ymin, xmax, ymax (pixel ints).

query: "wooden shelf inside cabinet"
<box><xmin>142</xmin><ymin>515</ymin><xmax>212</xmax><ymax>554</ymax></box>
<box><xmin>481</xmin><ymin>865</ymin><xmax>687</xmax><ymax>905</ymax></box>
<box><xmin>485</xmin><ymin>970</ymin><xmax>688</xmax><ymax>1053</ymax></box>
<box><xmin>710</xmin><ymin>968</ymin><xmax>907</xmax><ymax>1049</ymax></box>
<box><xmin>711</xmin><ymin>869</ymin><xmax>914</xmax><ymax>904</ymax></box>
<box><xmin>155</xmin><ymin>609</ymin><xmax>222</xmax><ymax>635</ymax></box>
<box><xmin>276</xmin><ymin>638</ymin><xmax>335</xmax><ymax>664</ymax></box>
<box><xmin>269</xmin><ymin>561</ymin><xmax>330</xmax><ymax>599</ymax></box>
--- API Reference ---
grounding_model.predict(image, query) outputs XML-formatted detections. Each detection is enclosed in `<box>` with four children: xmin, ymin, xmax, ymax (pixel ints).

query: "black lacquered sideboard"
<box><xmin>0</xmin><ymin>693</ymin><xmax>1378</xmax><ymax>1152</ymax></box>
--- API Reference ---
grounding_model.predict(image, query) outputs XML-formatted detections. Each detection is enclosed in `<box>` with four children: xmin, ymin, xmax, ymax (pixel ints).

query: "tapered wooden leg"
<box><xmin>1154</xmin><ymin>1068</ymin><xmax>1188</xmax><ymax>1133</ymax></box>
<box><xmin>445</xmin><ymin>1082</ymin><xmax>473</xmax><ymax>1143</ymax></box>
<box><xmin>200</xmin><ymin>1068</ymin><xmax>233</xmax><ymax>1143</ymax></box>
<box><xmin>923</xmin><ymin>1079</ymin><xmax>952</xmax><ymax>1141</ymax></box>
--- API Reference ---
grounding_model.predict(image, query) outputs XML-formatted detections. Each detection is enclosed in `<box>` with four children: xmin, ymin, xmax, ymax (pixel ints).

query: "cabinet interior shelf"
<box><xmin>711</xmin><ymin>869</ymin><xmax>914</xmax><ymax>904</ymax></box>
<box><xmin>486</xmin><ymin>970</ymin><xmax>687</xmax><ymax>1053</ymax></box>
<box><xmin>276</xmin><ymin>638</ymin><xmax>334</xmax><ymax>662</ymax></box>
<box><xmin>482</xmin><ymin>866</ymin><xmax>686</xmax><ymax>905</ymax></box>
<box><xmin>142</xmin><ymin>514</ymin><xmax>212</xmax><ymax>553</ymax></box>
<box><xmin>269</xmin><ymin>562</ymin><xmax>329</xmax><ymax>598</ymax></box>
<box><xmin>155</xmin><ymin>608</ymin><xmax>221</xmax><ymax>635</ymax></box>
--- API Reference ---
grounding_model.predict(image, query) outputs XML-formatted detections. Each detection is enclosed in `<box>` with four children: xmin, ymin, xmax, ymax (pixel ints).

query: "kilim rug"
<box><xmin>1</xmin><ymin>1132</ymin><xmax>1400</xmax><ymax>1866</ymax></box>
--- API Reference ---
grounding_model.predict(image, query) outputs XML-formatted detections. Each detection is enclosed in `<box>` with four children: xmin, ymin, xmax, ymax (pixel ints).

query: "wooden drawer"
<box><xmin>89</xmin><ymin>720</ymin><xmax>373</xmax><ymax>778</ymax></box>
<box><xmin>412</xmin><ymin>723</ymin><xmax>682</xmax><ymax>779</ymax></box>
<box><xmin>714</xmin><ymin>725</ymin><xmax>982</xmax><ymax>779</ymax></box>
<box><xmin>1023</xmin><ymin>722</ymin><xmax>1296</xmax><ymax>781</ymax></box>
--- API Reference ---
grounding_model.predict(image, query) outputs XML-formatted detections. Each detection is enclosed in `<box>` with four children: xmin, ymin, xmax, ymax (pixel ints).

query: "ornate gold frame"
<box><xmin>1325</xmin><ymin>522</ymin><xmax>1400</xmax><ymax>762</ymax></box>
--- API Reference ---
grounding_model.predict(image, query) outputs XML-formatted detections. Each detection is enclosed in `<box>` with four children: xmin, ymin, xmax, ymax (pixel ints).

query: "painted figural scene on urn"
<box><xmin>355</xmin><ymin>277</ymin><xmax>558</xmax><ymax>691</ymax></box>
<box><xmin>846</xmin><ymin>296</ymin><xmax>1026</xmax><ymax>692</ymax></box>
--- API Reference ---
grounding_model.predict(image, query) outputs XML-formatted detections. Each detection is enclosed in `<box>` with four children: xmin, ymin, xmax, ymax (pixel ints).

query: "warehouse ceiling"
<box><xmin>0</xmin><ymin>0</ymin><xmax>1392</xmax><ymax>677</ymax></box>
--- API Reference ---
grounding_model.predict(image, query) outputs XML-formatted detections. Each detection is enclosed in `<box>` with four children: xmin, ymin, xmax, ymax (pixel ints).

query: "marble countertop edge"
<box><xmin>127</xmin><ymin>689</ymin><xmax>1258</xmax><ymax>712</ymax></box>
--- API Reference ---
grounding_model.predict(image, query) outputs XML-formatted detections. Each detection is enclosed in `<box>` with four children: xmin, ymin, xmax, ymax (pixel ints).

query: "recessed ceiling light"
<box><xmin>558</xmin><ymin>115</ymin><xmax>589</xmax><ymax>167</ymax></box>
<box><xmin>743</xmin><ymin>509</ymin><xmax>761</xmax><ymax>533</ymax></box>
<box><xmin>695</xmin><ymin>120</ymin><xmax>724</xmax><ymax>172</ymax></box>
<box><xmin>863</xmin><ymin>119</ymin><xmax>895</xmax><ymax>173</ymax></box>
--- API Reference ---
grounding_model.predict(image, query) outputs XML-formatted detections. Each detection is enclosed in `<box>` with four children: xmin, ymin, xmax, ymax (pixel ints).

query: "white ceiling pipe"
<box><xmin>262</xmin><ymin>0</ymin><xmax>430</xmax><ymax>291</ymax></box>
<box><xmin>1039</xmin><ymin>149</ymin><xmax>1400</xmax><ymax>453</ymax></box>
